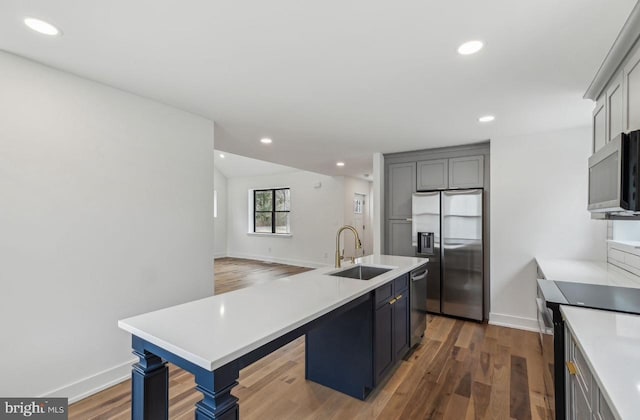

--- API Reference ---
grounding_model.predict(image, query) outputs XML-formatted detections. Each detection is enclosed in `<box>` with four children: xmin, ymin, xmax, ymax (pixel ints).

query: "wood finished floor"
<box><xmin>69</xmin><ymin>258</ymin><xmax>554</xmax><ymax>419</ymax></box>
<box><xmin>212</xmin><ymin>257</ymin><xmax>312</xmax><ymax>295</ymax></box>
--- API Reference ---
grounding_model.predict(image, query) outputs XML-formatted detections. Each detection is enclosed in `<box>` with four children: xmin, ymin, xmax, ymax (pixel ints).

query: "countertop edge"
<box><xmin>118</xmin><ymin>255</ymin><xmax>428</xmax><ymax>371</ymax></box>
<box><xmin>535</xmin><ymin>257</ymin><xmax>640</xmax><ymax>289</ymax></box>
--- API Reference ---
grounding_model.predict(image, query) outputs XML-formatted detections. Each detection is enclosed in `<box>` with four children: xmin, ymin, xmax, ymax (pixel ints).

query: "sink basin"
<box><xmin>328</xmin><ymin>265</ymin><xmax>392</xmax><ymax>280</ymax></box>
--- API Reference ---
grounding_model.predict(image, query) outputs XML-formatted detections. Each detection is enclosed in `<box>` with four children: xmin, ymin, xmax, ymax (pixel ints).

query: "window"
<box><xmin>254</xmin><ymin>188</ymin><xmax>290</xmax><ymax>234</ymax></box>
<box><xmin>354</xmin><ymin>194</ymin><xmax>365</xmax><ymax>214</ymax></box>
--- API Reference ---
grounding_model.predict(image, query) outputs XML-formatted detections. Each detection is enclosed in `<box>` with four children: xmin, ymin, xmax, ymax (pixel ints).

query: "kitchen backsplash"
<box><xmin>607</xmin><ymin>220</ymin><xmax>640</xmax><ymax>275</ymax></box>
<box><xmin>611</xmin><ymin>220</ymin><xmax>640</xmax><ymax>241</ymax></box>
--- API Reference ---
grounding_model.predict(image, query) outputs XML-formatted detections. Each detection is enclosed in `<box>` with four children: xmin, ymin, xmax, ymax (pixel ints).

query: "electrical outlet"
<box><xmin>323</xmin><ymin>252</ymin><xmax>328</xmax><ymax>259</ymax></box>
<box><xmin>268</xmin><ymin>247</ymin><xmax>272</xmax><ymax>253</ymax></box>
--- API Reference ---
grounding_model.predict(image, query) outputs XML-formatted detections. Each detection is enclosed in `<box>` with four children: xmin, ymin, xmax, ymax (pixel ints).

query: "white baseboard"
<box><xmin>226</xmin><ymin>252</ymin><xmax>327</xmax><ymax>269</ymax></box>
<box><xmin>488</xmin><ymin>312</ymin><xmax>540</xmax><ymax>333</ymax></box>
<box><xmin>41</xmin><ymin>359</ymin><xmax>135</xmax><ymax>404</ymax></box>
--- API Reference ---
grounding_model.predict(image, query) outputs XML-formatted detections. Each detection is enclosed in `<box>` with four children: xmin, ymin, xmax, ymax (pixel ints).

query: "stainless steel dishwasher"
<box><xmin>410</xmin><ymin>264</ymin><xmax>428</xmax><ymax>347</ymax></box>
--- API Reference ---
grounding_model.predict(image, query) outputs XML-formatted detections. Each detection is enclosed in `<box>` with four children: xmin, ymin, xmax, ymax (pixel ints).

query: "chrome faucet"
<box><xmin>335</xmin><ymin>225</ymin><xmax>362</xmax><ymax>268</ymax></box>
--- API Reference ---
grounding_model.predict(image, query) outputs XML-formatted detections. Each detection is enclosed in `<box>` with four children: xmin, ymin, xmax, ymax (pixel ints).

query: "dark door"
<box><xmin>392</xmin><ymin>293</ymin><xmax>410</xmax><ymax>360</ymax></box>
<box><xmin>374</xmin><ymin>303</ymin><xmax>393</xmax><ymax>384</ymax></box>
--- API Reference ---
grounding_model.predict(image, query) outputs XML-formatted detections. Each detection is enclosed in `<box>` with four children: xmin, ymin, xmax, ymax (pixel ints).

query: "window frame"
<box><xmin>253</xmin><ymin>188</ymin><xmax>290</xmax><ymax>234</ymax></box>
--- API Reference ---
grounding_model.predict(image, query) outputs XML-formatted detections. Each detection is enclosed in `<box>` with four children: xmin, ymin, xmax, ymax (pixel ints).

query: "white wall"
<box><xmin>227</xmin><ymin>171</ymin><xmax>345</xmax><ymax>267</ymax></box>
<box><xmin>214</xmin><ymin>167</ymin><xmax>228</xmax><ymax>258</ymax></box>
<box><xmin>342</xmin><ymin>177</ymin><xmax>374</xmax><ymax>257</ymax></box>
<box><xmin>0</xmin><ymin>52</ymin><xmax>215</xmax><ymax>400</ymax></box>
<box><xmin>490</xmin><ymin>126</ymin><xmax>607</xmax><ymax>330</ymax></box>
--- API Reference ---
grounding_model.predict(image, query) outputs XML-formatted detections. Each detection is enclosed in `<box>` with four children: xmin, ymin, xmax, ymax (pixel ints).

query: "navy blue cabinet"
<box><xmin>306</xmin><ymin>273</ymin><xmax>411</xmax><ymax>400</ymax></box>
<box><xmin>392</xmin><ymin>291</ymin><xmax>409</xmax><ymax>360</ymax></box>
<box><xmin>374</xmin><ymin>298</ymin><xmax>393</xmax><ymax>383</ymax></box>
<box><xmin>374</xmin><ymin>274</ymin><xmax>410</xmax><ymax>386</ymax></box>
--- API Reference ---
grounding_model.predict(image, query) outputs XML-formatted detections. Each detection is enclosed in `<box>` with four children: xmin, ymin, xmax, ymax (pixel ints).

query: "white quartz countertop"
<box><xmin>119</xmin><ymin>254</ymin><xmax>427</xmax><ymax>371</ymax></box>
<box><xmin>561</xmin><ymin>306</ymin><xmax>640</xmax><ymax>420</ymax></box>
<box><xmin>536</xmin><ymin>258</ymin><xmax>640</xmax><ymax>289</ymax></box>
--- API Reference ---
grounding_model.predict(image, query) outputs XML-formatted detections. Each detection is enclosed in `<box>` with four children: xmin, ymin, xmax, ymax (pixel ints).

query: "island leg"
<box><xmin>194</xmin><ymin>363</ymin><xmax>240</xmax><ymax>420</ymax></box>
<box><xmin>131</xmin><ymin>341</ymin><xmax>169</xmax><ymax>420</ymax></box>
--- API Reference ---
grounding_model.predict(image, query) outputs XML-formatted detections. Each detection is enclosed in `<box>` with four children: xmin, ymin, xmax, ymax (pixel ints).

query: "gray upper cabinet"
<box><xmin>416</xmin><ymin>155</ymin><xmax>484</xmax><ymax>190</ymax></box>
<box><xmin>417</xmin><ymin>159</ymin><xmax>448</xmax><ymax>191</ymax></box>
<box><xmin>384</xmin><ymin>145</ymin><xmax>488</xmax><ymax>284</ymax></box>
<box><xmin>586</xmin><ymin>9</ymin><xmax>640</xmax><ymax>154</ymax></box>
<box><xmin>449</xmin><ymin>155</ymin><xmax>484</xmax><ymax>189</ymax></box>
<box><xmin>587</xmin><ymin>16</ymin><xmax>640</xmax><ymax>154</ymax></box>
<box><xmin>592</xmin><ymin>49</ymin><xmax>640</xmax><ymax>154</ymax></box>
<box><xmin>386</xmin><ymin>162</ymin><xmax>416</xmax><ymax>219</ymax></box>
<box><xmin>624</xmin><ymin>45</ymin><xmax>640</xmax><ymax>132</ymax></box>
<box><xmin>593</xmin><ymin>96</ymin><xmax>606</xmax><ymax>153</ymax></box>
<box><xmin>607</xmin><ymin>74</ymin><xmax>623</xmax><ymax>142</ymax></box>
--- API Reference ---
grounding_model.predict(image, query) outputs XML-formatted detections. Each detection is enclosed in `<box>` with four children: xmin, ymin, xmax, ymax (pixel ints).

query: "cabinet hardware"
<box><xmin>396</xmin><ymin>294</ymin><xmax>403</xmax><ymax>300</ymax></box>
<box><xmin>566</xmin><ymin>361</ymin><xmax>577</xmax><ymax>376</ymax></box>
<box><xmin>389</xmin><ymin>298</ymin><xmax>397</xmax><ymax>305</ymax></box>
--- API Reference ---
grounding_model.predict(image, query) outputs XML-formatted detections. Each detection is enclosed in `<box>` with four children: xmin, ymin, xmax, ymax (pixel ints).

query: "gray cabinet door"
<box><xmin>624</xmin><ymin>46</ymin><xmax>640</xmax><ymax>132</ymax></box>
<box><xmin>607</xmin><ymin>73</ymin><xmax>623</xmax><ymax>142</ymax></box>
<box><xmin>565</xmin><ymin>326</ymin><xmax>595</xmax><ymax>420</ymax></box>
<box><xmin>448</xmin><ymin>155</ymin><xmax>484</xmax><ymax>189</ymax></box>
<box><xmin>569</xmin><ymin>375</ymin><xmax>592</xmax><ymax>420</ymax></box>
<box><xmin>417</xmin><ymin>159</ymin><xmax>448</xmax><ymax>190</ymax></box>
<box><xmin>595</xmin><ymin>389</ymin><xmax>616</xmax><ymax>420</ymax></box>
<box><xmin>593</xmin><ymin>96</ymin><xmax>606</xmax><ymax>153</ymax></box>
<box><xmin>386</xmin><ymin>162</ymin><xmax>416</xmax><ymax>219</ymax></box>
<box><xmin>387</xmin><ymin>220</ymin><xmax>414</xmax><ymax>256</ymax></box>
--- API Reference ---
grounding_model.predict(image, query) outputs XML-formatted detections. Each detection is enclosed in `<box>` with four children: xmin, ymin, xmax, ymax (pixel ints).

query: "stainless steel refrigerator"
<box><xmin>412</xmin><ymin>189</ymin><xmax>483</xmax><ymax>321</ymax></box>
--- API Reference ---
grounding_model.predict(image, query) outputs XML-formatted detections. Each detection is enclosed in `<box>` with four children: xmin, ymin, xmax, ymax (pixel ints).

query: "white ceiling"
<box><xmin>214</xmin><ymin>150</ymin><xmax>298</xmax><ymax>179</ymax></box>
<box><xmin>0</xmin><ymin>1</ymin><xmax>636</xmax><ymax>177</ymax></box>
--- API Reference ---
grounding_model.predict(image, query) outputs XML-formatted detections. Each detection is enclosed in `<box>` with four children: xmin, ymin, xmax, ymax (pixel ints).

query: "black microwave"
<box><xmin>588</xmin><ymin>130</ymin><xmax>640</xmax><ymax>213</ymax></box>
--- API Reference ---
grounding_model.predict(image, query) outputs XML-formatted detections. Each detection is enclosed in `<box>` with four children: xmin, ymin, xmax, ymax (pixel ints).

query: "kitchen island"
<box><xmin>118</xmin><ymin>254</ymin><xmax>427</xmax><ymax>420</ymax></box>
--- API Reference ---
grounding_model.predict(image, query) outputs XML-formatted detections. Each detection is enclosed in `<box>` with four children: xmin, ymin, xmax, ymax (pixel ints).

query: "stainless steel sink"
<box><xmin>328</xmin><ymin>265</ymin><xmax>392</xmax><ymax>280</ymax></box>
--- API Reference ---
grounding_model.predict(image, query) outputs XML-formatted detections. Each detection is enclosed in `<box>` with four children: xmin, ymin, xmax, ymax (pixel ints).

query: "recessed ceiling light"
<box><xmin>219</xmin><ymin>153</ymin><xmax>225</xmax><ymax>158</ymax></box>
<box><xmin>458</xmin><ymin>40</ymin><xmax>483</xmax><ymax>55</ymax></box>
<box><xmin>336</xmin><ymin>162</ymin><xmax>345</xmax><ymax>167</ymax></box>
<box><xmin>260</xmin><ymin>138</ymin><xmax>272</xmax><ymax>144</ymax></box>
<box><xmin>478</xmin><ymin>115</ymin><xmax>495</xmax><ymax>123</ymax></box>
<box><xmin>24</xmin><ymin>17</ymin><xmax>62</xmax><ymax>36</ymax></box>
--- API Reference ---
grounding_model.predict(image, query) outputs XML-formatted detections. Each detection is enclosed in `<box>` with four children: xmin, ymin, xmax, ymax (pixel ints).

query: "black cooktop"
<box><xmin>555</xmin><ymin>281</ymin><xmax>640</xmax><ymax>315</ymax></box>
